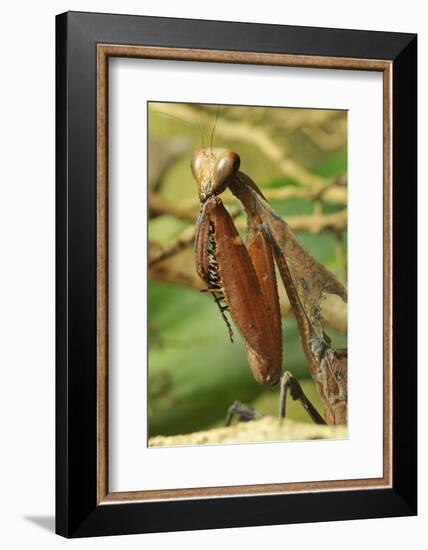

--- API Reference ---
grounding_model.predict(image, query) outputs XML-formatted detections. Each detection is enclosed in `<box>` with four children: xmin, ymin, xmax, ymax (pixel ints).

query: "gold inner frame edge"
<box><xmin>96</xmin><ymin>44</ymin><xmax>393</xmax><ymax>504</ymax></box>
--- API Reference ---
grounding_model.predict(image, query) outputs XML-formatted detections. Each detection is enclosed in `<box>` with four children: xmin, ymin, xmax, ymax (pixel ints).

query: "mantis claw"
<box><xmin>279</xmin><ymin>371</ymin><xmax>326</xmax><ymax>425</ymax></box>
<box><xmin>224</xmin><ymin>401</ymin><xmax>263</xmax><ymax>427</ymax></box>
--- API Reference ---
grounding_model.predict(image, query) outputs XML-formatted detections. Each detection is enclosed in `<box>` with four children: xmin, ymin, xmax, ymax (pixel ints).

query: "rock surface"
<box><xmin>149</xmin><ymin>417</ymin><xmax>347</xmax><ymax>447</ymax></box>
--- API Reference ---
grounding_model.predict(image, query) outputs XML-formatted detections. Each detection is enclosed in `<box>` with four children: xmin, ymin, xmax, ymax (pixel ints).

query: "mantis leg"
<box><xmin>279</xmin><ymin>371</ymin><xmax>326</xmax><ymax>425</ymax></box>
<box><xmin>224</xmin><ymin>401</ymin><xmax>263</xmax><ymax>426</ymax></box>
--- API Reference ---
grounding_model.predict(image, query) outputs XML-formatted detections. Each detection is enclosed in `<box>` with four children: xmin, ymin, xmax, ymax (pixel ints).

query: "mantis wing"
<box><xmin>195</xmin><ymin>196</ymin><xmax>282</xmax><ymax>386</ymax></box>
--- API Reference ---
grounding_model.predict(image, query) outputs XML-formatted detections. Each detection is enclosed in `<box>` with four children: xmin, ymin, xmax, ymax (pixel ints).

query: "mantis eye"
<box><xmin>213</xmin><ymin>152</ymin><xmax>240</xmax><ymax>189</ymax></box>
<box><xmin>191</xmin><ymin>149</ymin><xmax>205</xmax><ymax>182</ymax></box>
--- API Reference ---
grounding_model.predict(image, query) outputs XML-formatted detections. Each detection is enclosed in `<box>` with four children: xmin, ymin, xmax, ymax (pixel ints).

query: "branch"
<box><xmin>149</xmin><ymin>226</ymin><xmax>196</xmax><ymax>267</ymax></box>
<box><xmin>150</xmin><ymin>180</ymin><xmax>347</xmax><ymax>226</ymax></box>
<box><xmin>153</xmin><ymin>104</ymin><xmax>339</xmax><ymax>191</ymax></box>
<box><xmin>149</xmin><ymin>192</ymin><xmax>197</xmax><ymax>221</ymax></box>
<box><xmin>149</xmin><ymin>189</ymin><xmax>347</xmax><ymax>235</ymax></box>
<box><xmin>264</xmin><ymin>178</ymin><xmax>347</xmax><ymax>205</ymax></box>
<box><xmin>234</xmin><ymin>209</ymin><xmax>347</xmax><ymax>234</ymax></box>
<box><xmin>301</xmin><ymin>119</ymin><xmax>347</xmax><ymax>151</ymax></box>
<box><xmin>148</xmin><ymin>248</ymin><xmax>347</xmax><ymax>335</ymax></box>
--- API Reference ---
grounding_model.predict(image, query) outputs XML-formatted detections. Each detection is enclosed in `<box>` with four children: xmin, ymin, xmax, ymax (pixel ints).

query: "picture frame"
<box><xmin>56</xmin><ymin>11</ymin><xmax>417</xmax><ymax>538</ymax></box>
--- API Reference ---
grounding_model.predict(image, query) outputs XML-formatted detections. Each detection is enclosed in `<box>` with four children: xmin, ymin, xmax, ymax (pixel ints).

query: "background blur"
<box><xmin>148</xmin><ymin>102</ymin><xmax>348</xmax><ymax>438</ymax></box>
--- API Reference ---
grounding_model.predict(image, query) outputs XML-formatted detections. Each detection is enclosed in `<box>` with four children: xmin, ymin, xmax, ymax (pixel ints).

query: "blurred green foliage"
<box><xmin>148</xmin><ymin>282</ymin><xmax>346</xmax><ymax>436</ymax></box>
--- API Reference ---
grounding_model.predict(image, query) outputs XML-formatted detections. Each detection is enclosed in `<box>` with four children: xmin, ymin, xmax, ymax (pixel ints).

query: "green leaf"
<box><xmin>148</xmin><ymin>281</ymin><xmax>345</xmax><ymax>437</ymax></box>
<box><xmin>313</xmin><ymin>147</ymin><xmax>347</xmax><ymax>178</ymax></box>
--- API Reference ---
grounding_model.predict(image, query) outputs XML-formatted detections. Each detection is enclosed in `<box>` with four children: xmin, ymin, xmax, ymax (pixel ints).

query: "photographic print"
<box><xmin>147</xmin><ymin>102</ymin><xmax>348</xmax><ymax>447</ymax></box>
<box><xmin>57</xmin><ymin>14</ymin><xmax>416</xmax><ymax>536</ymax></box>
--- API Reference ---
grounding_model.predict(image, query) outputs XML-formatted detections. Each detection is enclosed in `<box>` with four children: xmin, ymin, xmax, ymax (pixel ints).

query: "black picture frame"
<box><xmin>56</xmin><ymin>11</ymin><xmax>417</xmax><ymax>538</ymax></box>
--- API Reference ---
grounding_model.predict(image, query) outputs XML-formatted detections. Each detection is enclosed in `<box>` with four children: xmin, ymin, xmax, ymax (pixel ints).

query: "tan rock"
<box><xmin>149</xmin><ymin>416</ymin><xmax>347</xmax><ymax>447</ymax></box>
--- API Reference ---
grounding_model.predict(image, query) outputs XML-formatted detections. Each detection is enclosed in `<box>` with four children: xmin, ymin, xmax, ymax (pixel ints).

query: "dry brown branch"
<box><xmin>149</xmin><ymin>207</ymin><xmax>241</xmax><ymax>267</ymax></box>
<box><xmin>149</xmin><ymin>226</ymin><xmax>196</xmax><ymax>267</ymax></box>
<box><xmin>211</xmin><ymin>105</ymin><xmax>343</xmax><ymax>134</ymax></box>
<box><xmin>264</xmin><ymin>109</ymin><xmax>341</xmax><ymax>131</ymax></box>
<box><xmin>149</xmin><ymin>192</ymin><xmax>197</xmax><ymax>221</ymax></box>
<box><xmin>148</xmin><ymin>248</ymin><xmax>347</xmax><ymax>334</ymax></box>
<box><xmin>150</xmin><ymin>180</ymin><xmax>347</xmax><ymax>224</ymax></box>
<box><xmin>287</xmin><ymin>210</ymin><xmax>347</xmax><ymax>233</ymax></box>
<box><xmin>149</xmin><ymin>189</ymin><xmax>347</xmax><ymax>234</ymax></box>
<box><xmin>311</xmin><ymin>176</ymin><xmax>347</xmax><ymax>202</ymax></box>
<box><xmin>149</xmin><ymin>139</ymin><xmax>190</xmax><ymax>191</ymax></box>
<box><xmin>153</xmin><ymin>104</ymin><xmax>336</xmax><ymax>191</ymax></box>
<box><xmin>234</xmin><ymin>209</ymin><xmax>347</xmax><ymax>234</ymax></box>
<box><xmin>149</xmin><ymin>247</ymin><xmax>202</xmax><ymax>289</ymax></box>
<box><xmin>264</xmin><ymin>182</ymin><xmax>347</xmax><ymax>205</ymax></box>
<box><xmin>302</xmin><ymin>127</ymin><xmax>347</xmax><ymax>152</ymax></box>
<box><xmin>301</xmin><ymin>120</ymin><xmax>347</xmax><ymax>151</ymax></box>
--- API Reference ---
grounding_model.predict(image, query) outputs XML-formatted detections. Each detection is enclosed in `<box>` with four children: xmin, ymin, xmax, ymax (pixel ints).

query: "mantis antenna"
<box><xmin>152</xmin><ymin>109</ymin><xmax>206</xmax><ymax>148</ymax></box>
<box><xmin>209</xmin><ymin>106</ymin><xmax>220</xmax><ymax>152</ymax></box>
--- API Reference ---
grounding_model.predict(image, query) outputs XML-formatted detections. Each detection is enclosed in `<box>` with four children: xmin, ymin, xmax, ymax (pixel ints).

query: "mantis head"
<box><xmin>191</xmin><ymin>148</ymin><xmax>240</xmax><ymax>203</ymax></box>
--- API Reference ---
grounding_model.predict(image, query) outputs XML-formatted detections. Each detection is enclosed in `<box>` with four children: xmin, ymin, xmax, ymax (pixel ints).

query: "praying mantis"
<box><xmin>192</xmin><ymin>146</ymin><xmax>348</xmax><ymax>426</ymax></box>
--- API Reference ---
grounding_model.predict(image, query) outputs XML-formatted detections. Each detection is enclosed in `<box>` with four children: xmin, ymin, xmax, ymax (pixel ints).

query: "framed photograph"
<box><xmin>56</xmin><ymin>11</ymin><xmax>417</xmax><ymax>538</ymax></box>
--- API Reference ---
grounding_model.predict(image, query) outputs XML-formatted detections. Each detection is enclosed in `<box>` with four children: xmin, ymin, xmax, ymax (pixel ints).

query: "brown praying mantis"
<box><xmin>192</xmin><ymin>146</ymin><xmax>348</xmax><ymax>426</ymax></box>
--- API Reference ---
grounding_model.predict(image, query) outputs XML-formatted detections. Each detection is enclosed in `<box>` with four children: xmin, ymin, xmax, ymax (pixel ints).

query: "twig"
<box><xmin>150</xmin><ymin>188</ymin><xmax>347</xmax><ymax>235</ymax></box>
<box><xmin>149</xmin><ymin>226</ymin><xmax>196</xmax><ymax>267</ymax></box>
<box><xmin>148</xmin><ymin>248</ymin><xmax>347</xmax><ymax>334</ymax></box>
<box><xmin>264</xmin><ymin>183</ymin><xmax>347</xmax><ymax>205</ymax></box>
<box><xmin>149</xmin><ymin>192</ymin><xmax>197</xmax><ymax>221</ymax></box>
<box><xmin>311</xmin><ymin>176</ymin><xmax>347</xmax><ymax>202</ymax></box>
<box><xmin>150</xmin><ymin>181</ymin><xmax>347</xmax><ymax>225</ymax></box>
<box><xmin>301</xmin><ymin>121</ymin><xmax>347</xmax><ymax>151</ymax></box>
<box><xmin>234</xmin><ymin>209</ymin><xmax>347</xmax><ymax>234</ymax></box>
<box><xmin>153</xmin><ymin>104</ymin><xmax>336</xmax><ymax>191</ymax></box>
<box><xmin>149</xmin><ymin>206</ymin><xmax>241</xmax><ymax>267</ymax></box>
